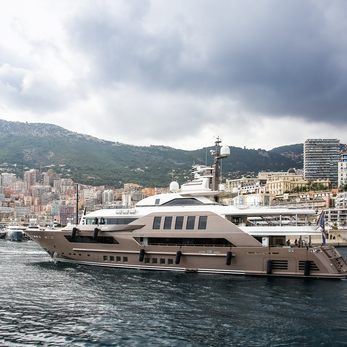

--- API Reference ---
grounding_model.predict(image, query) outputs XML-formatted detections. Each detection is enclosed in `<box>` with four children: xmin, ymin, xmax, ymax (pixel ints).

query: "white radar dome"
<box><xmin>169</xmin><ymin>181</ymin><xmax>180</xmax><ymax>192</ymax></box>
<box><xmin>220</xmin><ymin>145</ymin><xmax>230</xmax><ymax>157</ymax></box>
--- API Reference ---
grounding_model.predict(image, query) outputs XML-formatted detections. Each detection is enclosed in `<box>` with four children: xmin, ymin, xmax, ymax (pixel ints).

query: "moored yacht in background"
<box><xmin>5</xmin><ymin>223</ymin><xmax>27</xmax><ymax>242</ymax></box>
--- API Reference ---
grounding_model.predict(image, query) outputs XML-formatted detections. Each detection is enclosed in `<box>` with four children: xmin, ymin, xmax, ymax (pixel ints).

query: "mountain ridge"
<box><xmin>0</xmin><ymin>119</ymin><xmax>303</xmax><ymax>187</ymax></box>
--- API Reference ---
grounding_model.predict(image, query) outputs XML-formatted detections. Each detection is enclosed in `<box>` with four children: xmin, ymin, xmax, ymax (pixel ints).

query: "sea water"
<box><xmin>0</xmin><ymin>240</ymin><xmax>346</xmax><ymax>346</ymax></box>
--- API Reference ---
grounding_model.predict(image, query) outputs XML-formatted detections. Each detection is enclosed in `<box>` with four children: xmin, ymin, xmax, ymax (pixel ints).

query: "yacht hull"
<box><xmin>26</xmin><ymin>228</ymin><xmax>347</xmax><ymax>279</ymax></box>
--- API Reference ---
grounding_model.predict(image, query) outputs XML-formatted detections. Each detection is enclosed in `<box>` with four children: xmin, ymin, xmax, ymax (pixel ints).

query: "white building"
<box><xmin>338</xmin><ymin>151</ymin><xmax>347</xmax><ymax>188</ymax></box>
<box><xmin>102</xmin><ymin>190</ymin><xmax>114</xmax><ymax>205</ymax></box>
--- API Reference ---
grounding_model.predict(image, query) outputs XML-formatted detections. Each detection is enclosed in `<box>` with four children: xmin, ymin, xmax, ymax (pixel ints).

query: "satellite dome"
<box><xmin>220</xmin><ymin>145</ymin><xmax>230</xmax><ymax>157</ymax></box>
<box><xmin>287</xmin><ymin>168</ymin><xmax>296</xmax><ymax>174</ymax></box>
<box><xmin>169</xmin><ymin>181</ymin><xmax>180</xmax><ymax>192</ymax></box>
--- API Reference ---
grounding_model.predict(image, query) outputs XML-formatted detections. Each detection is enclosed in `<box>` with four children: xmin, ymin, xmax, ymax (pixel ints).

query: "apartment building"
<box><xmin>338</xmin><ymin>151</ymin><xmax>347</xmax><ymax>188</ymax></box>
<box><xmin>304</xmin><ymin>139</ymin><xmax>340</xmax><ymax>185</ymax></box>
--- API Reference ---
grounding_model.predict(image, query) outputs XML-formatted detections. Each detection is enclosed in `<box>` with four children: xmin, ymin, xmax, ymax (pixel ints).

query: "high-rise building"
<box><xmin>102</xmin><ymin>189</ymin><xmax>114</xmax><ymax>205</ymax></box>
<box><xmin>338</xmin><ymin>151</ymin><xmax>347</xmax><ymax>188</ymax></box>
<box><xmin>43</xmin><ymin>169</ymin><xmax>58</xmax><ymax>187</ymax></box>
<box><xmin>304</xmin><ymin>139</ymin><xmax>340</xmax><ymax>184</ymax></box>
<box><xmin>24</xmin><ymin>169</ymin><xmax>38</xmax><ymax>193</ymax></box>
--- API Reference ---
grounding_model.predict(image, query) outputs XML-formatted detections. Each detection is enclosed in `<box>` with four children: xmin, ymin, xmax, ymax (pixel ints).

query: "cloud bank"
<box><xmin>0</xmin><ymin>0</ymin><xmax>347</xmax><ymax>149</ymax></box>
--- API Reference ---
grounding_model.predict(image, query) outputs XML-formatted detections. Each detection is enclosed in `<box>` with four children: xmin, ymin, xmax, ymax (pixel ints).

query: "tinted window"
<box><xmin>163</xmin><ymin>216</ymin><xmax>173</xmax><ymax>229</ymax></box>
<box><xmin>148</xmin><ymin>237</ymin><xmax>233</xmax><ymax>247</ymax></box>
<box><xmin>162</xmin><ymin>198</ymin><xmax>203</xmax><ymax>206</ymax></box>
<box><xmin>198</xmin><ymin>216</ymin><xmax>208</xmax><ymax>230</ymax></box>
<box><xmin>65</xmin><ymin>235</ymin><xmax>118</xmax><ymax>244</ymax></box>
<box><xmin>86</xmin><ymin>217</ymin><xmax>136</xmax><ymax>225</ymax></box>
<box><xmin>153</xmin><ymin>217</ymin><xmax>161</xmax><ymax>229</ymax></box>
<box><xmin>186</xmin><ymin>216</ymin><xmax>196</xmax><ymax>229</ymax></box>
<box><xmin>175</xmin><ymin>216</ymin><xmax>184</xmax><ymax>229</ymax></box>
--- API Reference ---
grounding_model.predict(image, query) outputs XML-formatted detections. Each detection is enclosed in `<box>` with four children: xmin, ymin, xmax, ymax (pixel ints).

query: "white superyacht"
<box><xmin>26</xmin><ymin>139</ymin><xmax>347</xmax><ymax>278</ymax></box>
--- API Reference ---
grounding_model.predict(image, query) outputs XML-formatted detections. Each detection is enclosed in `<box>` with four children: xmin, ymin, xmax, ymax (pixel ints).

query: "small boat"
<box><xmin>5</xmin><ymin>223</ymin><xmax>27</xmax><ymax>242</ymax></box>
<box><xmin>0</xmin><ymin>229</ymin><xmax>6</xmax><ymax>239</ymax></box>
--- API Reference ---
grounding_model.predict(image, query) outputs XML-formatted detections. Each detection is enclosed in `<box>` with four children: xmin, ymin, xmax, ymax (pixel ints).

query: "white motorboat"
<box><xmin>5</xmin><ymin>223</ymin><xmax>27</xmax><ymax>242</ymax></box>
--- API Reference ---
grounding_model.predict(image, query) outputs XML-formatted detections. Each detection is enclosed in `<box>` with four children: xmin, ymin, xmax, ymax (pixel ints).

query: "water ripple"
<box><xmin>0</xmin><ymin>240</ymin><xmax>347</xmax><ymax>346</ymax></box>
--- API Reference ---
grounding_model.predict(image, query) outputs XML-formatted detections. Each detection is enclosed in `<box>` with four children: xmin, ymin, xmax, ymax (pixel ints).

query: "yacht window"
<box><xmin>162</xmin><ymin>198</ymin><xmax>203</xmax><ymax>206</ymax></box>
<box><xmin>116</xmin><ymin>256</ymin><xmax>121</xmax><ymax>261</ymax></box>
<box><xmin>175</xmin><ymin>216</ymin><xmax>184</xmax><ymax>230</ymax></box>
<box><xmin>160</xmin><ymin>258</ymin><xmax>165</xmax><ymax>264</ymax></box>
<box><xmin>147</xmin><ymin>237</ymin><xmax>233</xmax><ymax>247</ymax></box>
<box><xmin>86</xmin><ymin>217</ymin><xmax>136</xmax><ymax>225</ymax></box>
<box><xmin>155</xmin><ymin>198</ymin><xmax>160</xmax><ymax>205</ymax></box>
<box><xmin>64</xmin><ymin>235</ymin><xmax>118</xmax><ymax>244</ymax></box>
<box><xmin>186</xmin><ymin>216</ymin><xmax>196</xmax><ymax>230</ymax></box>
<box><xmin>123</xmin><ymin>256</ymin><xmax>128</xmax><ymax>262</ymax></box>
<box><xmin>153</xmin><ymin>217</ymin><xmax>161</xmax><ymax>229</ymax></box>
<box><xmin>163</xmin><ymin>216</ymin><xmax>173</xmax><ymax>230</ymax></box>
<box><xmin>198</xmin><ymin>216</ymin><xmax>208</xmax><ymax>230</ymax></box>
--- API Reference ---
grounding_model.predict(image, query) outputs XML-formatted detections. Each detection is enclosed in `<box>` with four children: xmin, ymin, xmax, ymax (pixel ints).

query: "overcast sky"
<box><xmin>0</xmin><ymin>0</ymin><xmax>347</xmax><ymax>150</ymax></box>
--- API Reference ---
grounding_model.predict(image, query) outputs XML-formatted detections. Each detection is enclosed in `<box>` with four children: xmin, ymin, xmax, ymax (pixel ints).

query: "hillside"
<box><xmin>0</xmin><ymin>119</ymin><xmax>302</xmax><ymax>187</ymax></box>
<box><xmin>270</xmin><ymin>143</ymin><xmax>304</xmax><ymax>167</ymax></box>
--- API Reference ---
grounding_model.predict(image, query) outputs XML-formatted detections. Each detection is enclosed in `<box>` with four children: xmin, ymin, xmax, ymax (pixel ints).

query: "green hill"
<box><xmin>0</xmin><ymin>119</ymin><xmax>302</xmax><ymax>187</ymax></box>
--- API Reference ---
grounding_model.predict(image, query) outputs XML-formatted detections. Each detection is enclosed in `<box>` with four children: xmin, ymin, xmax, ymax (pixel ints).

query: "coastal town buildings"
<box><xmin>0</xmin><ymin>137</ymin><xmax>346</xmax><ymax>228</ymax></box>
<box><xmin>260</xmin><ymin>170</ymin><xmax>308</xmax><ymax>196</ymax></box>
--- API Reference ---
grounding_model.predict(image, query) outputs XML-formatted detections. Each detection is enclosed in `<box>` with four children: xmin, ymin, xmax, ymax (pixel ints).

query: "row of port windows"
<box><xmin>153</xmin><ymin>216</ymin><xmax>207</xmax><ymax>230</ymax></box>
<box><xmin>144</xmin><ymin>258</ymin><xmax>174</xmax><ymax>264</ymax></box>
<box><xmin>102</xmin><ymin>255</ymin><xmax>175</xmax><ymax>265</ymax></box>
<box><xmin>103</xmin><ymin>255</ymin><xmax>128</xmax><ymax>262</ymax></box>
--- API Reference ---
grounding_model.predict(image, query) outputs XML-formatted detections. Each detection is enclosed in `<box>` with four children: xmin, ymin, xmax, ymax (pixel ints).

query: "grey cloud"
<box><xmin>66</xmin><ymin>0</ymin><xmax>347</xmax><ymax>125</ymax></box>
<box><xmin>68</xmin><ymin>7</ymin><xmax>186</xmax><ymax>89</ymax></box>
<box><xmin>0</xmin><ymin>66</ymin><xmax>72</xmax><ymax>113</ymax></box>
<box><xmin>0</xmin><ymin>40</ymin><xmax>81</xmax><ymax>114</ymax></box>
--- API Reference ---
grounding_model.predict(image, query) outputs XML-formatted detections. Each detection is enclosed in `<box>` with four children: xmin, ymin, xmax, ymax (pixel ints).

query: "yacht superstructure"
<box><xmin>82</xmin><ymin>139</ymin><xmax>320</xmax><ymax>247</ymax></box>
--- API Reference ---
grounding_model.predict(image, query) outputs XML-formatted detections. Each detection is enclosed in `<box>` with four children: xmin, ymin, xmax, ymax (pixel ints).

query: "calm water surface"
<box><xmin>0</xmin><ymin>240</ymin><xmax>347</xmax><ymax>346</ymax></box>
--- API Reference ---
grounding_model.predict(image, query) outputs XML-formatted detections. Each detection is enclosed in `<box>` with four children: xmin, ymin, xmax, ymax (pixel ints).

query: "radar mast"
<box><xmin>211</xmin><ymin>137</ymin><xmax>230</xmax><ymax>191</ymax></box>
